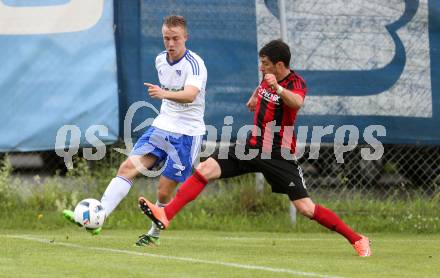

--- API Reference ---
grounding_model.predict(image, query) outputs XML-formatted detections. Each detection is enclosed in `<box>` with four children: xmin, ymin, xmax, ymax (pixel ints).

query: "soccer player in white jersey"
<box><xmin>63</xmin><ymin>15</ymin><xmax>208</xmax><ymax>243</ymax></box>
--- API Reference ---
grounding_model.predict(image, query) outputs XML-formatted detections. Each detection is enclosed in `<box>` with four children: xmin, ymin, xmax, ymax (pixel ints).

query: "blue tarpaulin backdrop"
<box><xmin>0</xmin><ymin>0</ymin><xmax>439</xmax><ymax>151</ymax></box>
<box><xmin>0</xmin><ymin>0</ymin><xmax>118</xmax><ymax>151</ymax></box>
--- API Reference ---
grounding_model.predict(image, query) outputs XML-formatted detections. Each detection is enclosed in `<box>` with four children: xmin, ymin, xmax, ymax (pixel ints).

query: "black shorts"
<box><xmin>211</xmin><ymin>144</ymin><xmax>309</xmax><ymax>201</ymax></box>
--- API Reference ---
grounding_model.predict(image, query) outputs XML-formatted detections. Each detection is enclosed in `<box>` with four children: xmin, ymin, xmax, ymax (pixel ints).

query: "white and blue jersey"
<box><xmin>152</xmin><ymin>49</ymin><xmax>207</xmax><ymax>136</ymax></box>
<box><xmin>131</xmin><ymin>49</ymin><xmax>207</xmax><ymax>182</ymax></box>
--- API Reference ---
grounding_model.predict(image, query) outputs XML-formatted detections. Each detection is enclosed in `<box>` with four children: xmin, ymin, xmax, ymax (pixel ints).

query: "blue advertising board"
<box><xmin>264</xmin><ymin>0</ymin><xmax>440</xmax><ymax>144</ymax></box>
<box><xmin>0</xmin><ymin>0</ymin><xmax>119</xmax><ymax>151</ymax></box>
<box><xmin>1</xmin><ymin>0</ymin><xmax>438</xmax><ymax>152</ymax></box>
<box><xmin>115</xmin><ymin>0</ymin><xmax>258</xmax><ymax>141</ymax></box>
<box><xmin>117</xmin><ymin>0</ymin><xmax>439</xmax><ymax>145</ymax></box>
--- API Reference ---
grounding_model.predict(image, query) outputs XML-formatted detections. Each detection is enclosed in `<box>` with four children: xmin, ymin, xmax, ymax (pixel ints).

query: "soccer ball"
<box><xmin>74</xmin><ymin>198</ymin><xmax>106</xmax><ymax>229</ymax></box>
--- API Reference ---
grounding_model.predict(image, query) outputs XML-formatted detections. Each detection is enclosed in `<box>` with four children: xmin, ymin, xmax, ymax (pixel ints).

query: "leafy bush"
<box><xmin>0</xmin><ymin>156</ymin><xmax>23</xmax><ymax>211</ymax></box>
<box><xmin>0</xmin><ymin>155</ymin><xmax>439</xmax><ymax>233</ymax></box>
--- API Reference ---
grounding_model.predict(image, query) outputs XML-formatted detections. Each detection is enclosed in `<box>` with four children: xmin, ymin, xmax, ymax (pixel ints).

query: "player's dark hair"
<box><xmin>163</xmin><ymin>15</ymin><xmax>187</xmax><ymax>33</ymax></box>
<box><xmin>259</xmin><ymin>39</ymin><xmax>291</xmax><ymax>67</ymax></box>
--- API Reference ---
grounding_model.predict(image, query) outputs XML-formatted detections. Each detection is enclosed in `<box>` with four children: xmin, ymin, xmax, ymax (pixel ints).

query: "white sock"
<box><xmin>148</xmin><ymin>201</ymin><xmax>166</xmax><ymax>237</ymax></box>
<box><xmin>101</xmin><ymin>176</ymin><xmax>132</xmax><ymax>217</ymax></box>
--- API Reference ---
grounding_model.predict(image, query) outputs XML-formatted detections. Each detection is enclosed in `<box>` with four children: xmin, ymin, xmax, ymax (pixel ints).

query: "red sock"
<box><xmin>312</xmin><ymin>204</ymin><xmax>362</xmax><ymax>244</ymax></box>
<box><xmin>164</xmin><ymin>170</ymin><xmax>208</xmax><ymax>220</ymax></box>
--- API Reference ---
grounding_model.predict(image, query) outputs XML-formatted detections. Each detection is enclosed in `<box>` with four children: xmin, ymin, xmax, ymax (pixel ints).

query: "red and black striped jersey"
<box><xmin>247</xmin><ymin>70</ymin><xmax>307</xmax><ymax>158</ymax></box>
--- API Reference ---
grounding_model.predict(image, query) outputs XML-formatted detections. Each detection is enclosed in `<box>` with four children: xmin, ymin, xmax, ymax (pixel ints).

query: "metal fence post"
<box><xmin>278</xmin><ymin>0</ymin><xmax>297</xmax><ymax>224</ymax></box>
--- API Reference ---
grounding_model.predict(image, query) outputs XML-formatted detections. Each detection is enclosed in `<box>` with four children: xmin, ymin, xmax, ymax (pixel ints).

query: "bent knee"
<box><xmin>117</xmin><ymin>160</ymin><xmax>136</xmax><ymax>178</ymax></box>
<box><xmin>297</xmin><ymin>206</ymin><xmax>314</xmax><ymax>218</ymax></box>
<box><xmin>195</xmin><ymin>158</ymin><xmax>220</xmax><ymax>180</ymax></box>
<box><xmin>293</xmin><ymin>199</ymin><xmax>315</xmax><ymax>218</ymax></box>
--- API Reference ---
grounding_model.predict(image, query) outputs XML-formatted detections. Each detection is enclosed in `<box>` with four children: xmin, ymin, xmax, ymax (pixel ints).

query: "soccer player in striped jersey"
<box><xmin>138</xmin><ymin>39</ymin><xmax>371</xmax><ymax>257</ymax></box>
<box><xmin>63</xmin><ymin>15</ymin><xmax>207</xmax><ymax>244</ymax></box>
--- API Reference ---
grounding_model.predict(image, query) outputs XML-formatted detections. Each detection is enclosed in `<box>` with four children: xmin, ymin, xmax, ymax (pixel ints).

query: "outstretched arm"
<box><xmin>144</xmin><ymin>83</ymin><xmax>200</xmax><ymax>103</ymax></box>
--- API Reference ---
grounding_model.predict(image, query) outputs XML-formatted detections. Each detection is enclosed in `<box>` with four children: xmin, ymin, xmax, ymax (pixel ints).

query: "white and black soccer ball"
<box><xmin>74</xmin><ymin>198</ymin><xmax>106</xmax><ymax>229</ymax></box>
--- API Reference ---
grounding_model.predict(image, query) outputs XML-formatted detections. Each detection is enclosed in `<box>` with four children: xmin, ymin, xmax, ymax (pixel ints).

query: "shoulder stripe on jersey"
<box><xmin>185</xmin><ymin>56</ymin><xmax>198</xmax><ymax>75</ymax></box>
<box><xmin>186</xmin><ymin>54</ymin><xmax>199</xmax><ymax>75</ymax></box>
<box><xmin>185</xmin><ymin>52</ymin><xmax>199</xmax><ymax>75</ymax></box>
<box><xmin>187</xmin><ymin>52</ymin><xmax>200</xmax><ymax>74</ymax></box>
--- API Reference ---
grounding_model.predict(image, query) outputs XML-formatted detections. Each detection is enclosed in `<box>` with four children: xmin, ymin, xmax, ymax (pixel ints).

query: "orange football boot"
<box><xmin>138</xmin><ymin>197</ymin><xmax>169</xmax><ymax>230</ymax></box>
<box><xmin>353</xmin><ymin>235</ymin><xmax>372</xmax><ymax>257</ymax></box>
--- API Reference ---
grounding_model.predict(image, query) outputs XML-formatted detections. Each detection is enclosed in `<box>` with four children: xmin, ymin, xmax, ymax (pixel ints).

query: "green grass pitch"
<box><xmin>1</xmin><ymin>229</ymin><xmax>439</xmax><ymax>277</ymax></box>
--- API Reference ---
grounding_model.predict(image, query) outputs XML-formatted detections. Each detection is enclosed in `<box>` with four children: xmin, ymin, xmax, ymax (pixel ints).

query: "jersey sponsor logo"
<box><xmin>161</xmin><ymin>85</ymin><xmax>184</xmax><ymax>92</ymax></box>
<box><xmin>259</xmin><ymin>88</ymin><xmax>280</xmax><ymax>104</ymax></box>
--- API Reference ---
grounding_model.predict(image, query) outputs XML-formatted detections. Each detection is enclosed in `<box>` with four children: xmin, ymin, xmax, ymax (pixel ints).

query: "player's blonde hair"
<box><xmin>163</xmin><ymin>15</ymin><xmax>187</xmax><ymax>33</ymax></box>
